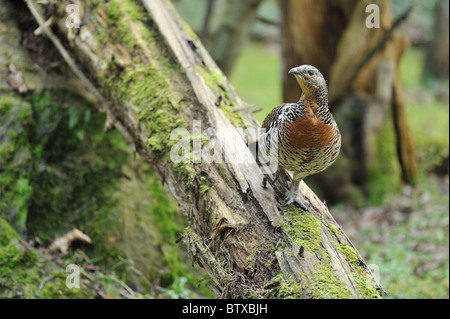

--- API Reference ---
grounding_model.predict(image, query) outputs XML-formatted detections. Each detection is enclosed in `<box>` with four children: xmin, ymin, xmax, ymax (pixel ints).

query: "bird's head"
<box><xmin>289</xmin><ymin>65</ymin><xmax>327</xmax><ymax>99</ymax></box>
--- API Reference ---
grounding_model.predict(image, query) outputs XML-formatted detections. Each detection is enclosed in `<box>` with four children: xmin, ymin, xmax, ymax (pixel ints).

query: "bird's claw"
<box><xmin>284</xmin><ymin>187</ymin><xmax>309</xmax><ymax>211</ymax></box>
<box><xmin>283</xmin><ymin>198</ymin><xmax>309</xmax><ymax>211</ymax></box>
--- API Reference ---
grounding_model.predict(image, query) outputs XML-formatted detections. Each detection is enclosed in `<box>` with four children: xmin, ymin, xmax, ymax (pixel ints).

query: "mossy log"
<box><xmin>0</xmin><ymin>1</ymin><xmax>204</xmax><ymax>297</ymax></box>
<box><xmin>24</xmin><ymin>0</ymin><xmax>384</xmax><ymax>298</ymax></box>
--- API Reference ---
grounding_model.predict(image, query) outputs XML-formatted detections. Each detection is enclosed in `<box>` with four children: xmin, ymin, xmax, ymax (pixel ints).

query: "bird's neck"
<box><xmin>315</xmin><ymin>86</ymin><xmax>329</xmax><ymax>109</ymax></box>
<box><xmin>300</xmin><ymin>86</ymin><xmax>329</xmax><ymax>111</ymax></box>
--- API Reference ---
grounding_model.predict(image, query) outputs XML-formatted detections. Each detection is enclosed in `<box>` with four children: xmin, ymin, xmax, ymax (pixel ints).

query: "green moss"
<box><xmin>218</xmin><ymin>101</ymin><xmax>244</xmax><ymax>128</ymax></box>
<box><xmin>328</xmin><ymin>224</ymin><xmax>343</xmax><ymax>236</ymax></box>
<box><xmin>196</xmin><ymin>66</ymin><xmax>226</xmax><ymax>91</ymax></box>
<box><xmin>195</xmin><ymin>66</ymin><xmax>244</xmax><ymax>127</ymax></box>
<box><xmin>173</xmin><ymin>162</ymin><xmax>197</xmax><ymax>198</ymax></box>
<box><xmin>278</xmin><ymin>211</ymin><xmax>380</xmax><ymax>299</ymax></box>
<box><xmin>117</xmin><ymin>62</ymin><xmax>185</xmax><ymax>153</ymax></box>
<box><xmin>353</xmin><ymin>273</ymin><xmax>382</xmax><ymax>299</ymax></box>
<box><xmin>106</xmin><ymin>0</ymin><xmax>150</xmax><ymax>50</ymax></box>
<box><xmin>281</xmin><ymin>210</ymin><xmax>323</xmax><ymax>253</ymax></box>
<box><xmin>336</xmin><ymin>243</ymin><xmax>382</xmax><ymax>299</ymax></box>
<box><xmin>0</xmin><ymin>94</ymin><xmax>34</xmax><ymax>233</ymax></box>
<box><xmin>265</xmin><ymin>244</ymin><xmax>352</xmax><ymax>299</ymax></box>
<box><xmin>278</xmin><ymin>211</ymin><xmax>353</xmax><ymax>299</ymax></box>
<box><xmin>367</xmin><ymin>118</ymin><xmax>402</xmax><ymax>205</ymax></box>
<box><xmin>0</xmin><ymin>217</ymin><xmax>41</xmax><ymax>298</ymax></box>
<box><xmin>26</xmin><ymin>92</ymin><xmax>129</xmax><ymax>247</ymax></box>
<box><xmin>181</xmin><ymin>19</ymin><xmax>199</xmax><ymax>41</ymax></box>
<box><xmin>337</xmin><ymin>243</ymin><xmax>359</xmax><ymax>266</ymax></box>
<box><xmin>199</xmin><ymin>184</ymin><xmax>209</xmax><ymax>195</ymax></box>
<box><xmin>38</xmin><ymin>272</ymin><xmax>94</xmax><ymax>299</ymax></box>
<box><xmin>0</xmin><ymin>217</ymin><xmax>20</xmax><ymax>245</ymax></box>
<box><xmin>146</xmin><ymin>170</ymin><xmax>189</xmax><ymax>282</ymax></box>
<box><xmin>309</xmin><ymin>263</ymin><xmax>351</xmax><ymax>299</ymax></box>
<box><xmin>246</xmin><ymin>245</ymin><xmax>258</xmax><ymax>270</ymax></box>
<box><xmin>101</xmin><ymin>0</ymin><xmax>189</xmax><ymax>158</ymax></box>
<box><xmin>264</xmin><ymin>273</ymin><xmax>304</xmax><ymax>299</ymax></box>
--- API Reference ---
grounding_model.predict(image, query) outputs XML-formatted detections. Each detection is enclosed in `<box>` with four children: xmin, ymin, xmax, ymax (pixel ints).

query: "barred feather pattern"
<box><xmin>260</xmin><ymin>78</ymin><xmax>341</xmax><ymax>182</ymax></box>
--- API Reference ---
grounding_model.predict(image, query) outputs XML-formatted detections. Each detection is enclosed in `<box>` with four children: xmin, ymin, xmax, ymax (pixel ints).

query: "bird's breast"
<box><xmin>284</xmin><ymin>109</ymin><xmax>337</xmax><ymax>150</ymax></box>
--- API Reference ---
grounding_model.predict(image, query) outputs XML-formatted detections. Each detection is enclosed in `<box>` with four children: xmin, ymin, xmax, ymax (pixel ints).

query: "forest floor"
<box><xmin>332</xmin><ymin>46</ymin><xmax>449</xmax><ymax>299</ymax></box>
<box><xmin>333</xmin><ymin>173</ymin><xmax>449</xmax><ymax>299</ymax></box>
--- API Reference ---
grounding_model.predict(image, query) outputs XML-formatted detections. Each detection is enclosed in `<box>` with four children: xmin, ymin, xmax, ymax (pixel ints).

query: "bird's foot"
<box><xmin>275</xmin><ymin>168</ymin><xmax>290</xmax><ymax>188</ymax></box>
<box><xmin>264</xmin><ymin>168</ymin><xmax>290</xmax><ymax>189</ymax></box>
<box><xmin>284</xmin><ymin>197</ymin><xmax>309</xmax><ymax>211</ymax></box>
<box><xmin>284</xmin><ymin>186</ymin><xmax>309</xmax><ymax>211</ymax></box>
<box><xmin>262</xmin><ymin>169</ymin><xmax>289</xmax><ymax>190</ymax></box>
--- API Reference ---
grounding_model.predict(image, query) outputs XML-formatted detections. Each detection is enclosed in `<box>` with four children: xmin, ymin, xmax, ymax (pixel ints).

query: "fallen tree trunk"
<box><xmin>24</xmin><ymin>0</ymin><xmax>384</xmax><ymax>298</ymax></box>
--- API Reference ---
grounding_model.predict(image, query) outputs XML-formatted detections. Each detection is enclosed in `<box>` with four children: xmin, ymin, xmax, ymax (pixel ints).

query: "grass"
<box><xmin>406</xmin><ymin>99</ymin><xmax>449</xmax><ymax>172</ymax></box>
<box><xmin>230</xmin><ymin>41</ymin><xmax>282</xmax><ymax>124</ymax></box>
<box><xmin>399</xmin><ymin>47</ymin><xmax>425</xmax><ymax>89</ymax></box>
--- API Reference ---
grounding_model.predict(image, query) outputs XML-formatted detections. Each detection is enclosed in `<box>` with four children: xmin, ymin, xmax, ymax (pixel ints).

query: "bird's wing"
<box><xmin>261</xmin><ymin>103</ymin><xmax>290</xmax><ymax>130</ymax></box>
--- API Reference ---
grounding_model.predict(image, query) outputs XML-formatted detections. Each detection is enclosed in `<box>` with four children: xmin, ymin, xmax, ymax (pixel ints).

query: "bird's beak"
<box><xmin>289</xmin><ymin>67</ymin><xmax>301</xmax><ymax>76</ymax></box>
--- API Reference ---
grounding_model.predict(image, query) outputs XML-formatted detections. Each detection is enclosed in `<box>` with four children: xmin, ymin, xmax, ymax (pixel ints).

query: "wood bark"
<box><xmin>391</xmin><ymin>38</ymin><xmax>418</xmax><ymax>185</ymax></box>
<box><xmin>23</xmin><ymin>0</ymin><xmax>383</xmax><ymax>298</ymax></box>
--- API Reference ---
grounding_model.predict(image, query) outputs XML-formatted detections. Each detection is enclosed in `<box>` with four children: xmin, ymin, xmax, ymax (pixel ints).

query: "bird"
<box><xmin>258</xmin><ymin>65</ymin><xmax>341</xmax><ymax>210</ymax></box>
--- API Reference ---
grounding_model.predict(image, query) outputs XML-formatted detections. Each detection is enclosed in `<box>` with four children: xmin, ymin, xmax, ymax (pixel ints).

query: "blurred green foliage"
<box><xmin>230</xmin><ymin>42</ymin><xmax>281</xmax><ymax>123</ymax></box>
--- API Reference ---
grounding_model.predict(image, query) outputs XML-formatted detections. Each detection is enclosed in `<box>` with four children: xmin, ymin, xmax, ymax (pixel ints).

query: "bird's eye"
<box><xmin>308</xmin><ymin>70</ymin><xmax>314</xmax><ymax>76</ymax></box>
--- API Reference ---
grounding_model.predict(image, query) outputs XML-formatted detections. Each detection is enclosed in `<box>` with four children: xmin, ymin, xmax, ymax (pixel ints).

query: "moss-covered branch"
<box><xmin>22</xmin><ymin>0</ymin><xmax>384</xmax><ymax>298</ymax></box>
<box><xmin>0</xmin><ymin>1</ymin><xmax>205</xmax><ymax>298</ymax></box>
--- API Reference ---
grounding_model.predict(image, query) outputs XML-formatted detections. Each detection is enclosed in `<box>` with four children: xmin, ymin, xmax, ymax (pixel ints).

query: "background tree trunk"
<box><xmin>208</xmin><ymin>0</ymin><xmax>264</xmax><ymax>76</ymax></box>
<box><xmin>425</xmin><ymin>0</ymin><xmax>449</xmax><ymax>79</ymax></box>
<box><xmin>18</xmin><ymin>0</ymin><xmax>384</xmax><ymax>298</ymax></box>
<box><xmin>199</xmin><ymin>0</ymin><xmax>216</xmax><ymax>43</ymax></box>
<box><xmin>280</xmin><ymin>0</ymin><xmax>418</xmax><ymax>204</ymax></box>
<box><xmin>280</xmin><ymin>0</ymin><xmax>357</xmax><ymax>103</ymax></box>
